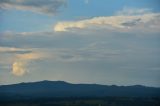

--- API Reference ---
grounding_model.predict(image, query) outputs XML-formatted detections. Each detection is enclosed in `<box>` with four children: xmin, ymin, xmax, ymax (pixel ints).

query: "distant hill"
<box><xmin>0</xmin><ymin>80</ymin><xmax>160</xmax><ymax>100</ymax></box>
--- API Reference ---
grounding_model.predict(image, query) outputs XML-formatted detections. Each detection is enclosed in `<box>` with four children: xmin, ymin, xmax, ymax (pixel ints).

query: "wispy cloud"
<box><xmin>0</xmin><ymin>47</ymin><xmax>31</xmax><ymax>54</ymax></box>
<box><xmin>54</xmin><ymin>9</ymin><xmax>160</xmax><ymax>32</ymax></box>
<box><xmin>0</xmin><ymin>0</ymin><xmax>66</xmax><ymax>15</ymax></box>
<box><xmin>116</xmin><ymin>7</ymin><xmax>152</xmax><ymax>15</ymax></box>
<box><xmin>15</xmin><ymin>52</ymin><xmax>43</xmax><ymax>60</ymax></box>
<box><xmin>84</xmin><ymin>0</ymin><xmax>89</xmax><ymax>4</ymax></box>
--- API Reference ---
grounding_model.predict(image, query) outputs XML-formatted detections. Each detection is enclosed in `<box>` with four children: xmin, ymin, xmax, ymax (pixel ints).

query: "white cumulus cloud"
<box><xmin>11</xmin><ymin>52</ymin><xmax>43</xmax><ymax>76</ymax></box>
<box><xmin>12</xmin><ymin>61</ymin><xmax>26</xmax><ymax>76</ymax></box>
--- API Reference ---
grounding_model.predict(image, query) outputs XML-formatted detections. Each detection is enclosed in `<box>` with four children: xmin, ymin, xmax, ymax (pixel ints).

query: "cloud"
<box><xmin>0</xmin><ymin>31</ymin><xmax>68</xmax><ymax>49</ymax></box>
<box><xmin>0</xmin><ymin>0</ymin><xmax>66</xmax><ymax>15</ymax></box>
<box><xmin>0</xmin><ymin>47</ymin><xmax>32</xmax><ymax>54</ymax></box>
<box><xmin>116</xmin><ymin>7</ymin><xmax>152</xmax><ymax>15</ymax></box>
<box><xmin>4</xmin><ymin>48</ymin><xmax>43</xmax><ymax>77</ymax></box>
<box><xmin>14</xmin><ymin>52</ymin><xmax>43</xmax><ymax>61</ymax></box>
<box><xmin>54</xmin><ymin>10</ymin><xmax>160</xmax><ymax>32</ymax></box>
<box><xmin>12</xmin><ymin>52</ymin><xmax>42</xmax><ymax>76</ymax></box>
<box><xmin>12</xmin><ymin>61</ymin><xmax>26</xmax><ymax>76</ymax></box>
<box><xmin>121</xmin><ymin>18</ymin><xmax>141</xmax><ymax>27</ymax></box>
<box><xmin>84</xmin><ymin>0</ymin><xmax>89</xmax><ymax>4</ymax></box>
<box><xmin>11</xmin><ymin>52</ymin><xmax>43</xmax><ymax>76</ymax></box>
<box><xmin>39</xmin><ymin>46</ymin><xmax>122</xmax><ymax>62</ymax></box>
<box><xmin>0</xmin><ymin>46</ymin><xmax>45</xmax><ymax>76</ymax></box>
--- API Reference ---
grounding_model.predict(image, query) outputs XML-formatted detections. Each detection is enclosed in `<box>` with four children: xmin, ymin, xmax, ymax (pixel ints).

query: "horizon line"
<box><xmin>0</xmin><ymin>80</ymin><xmax>159</xmax><ymax>88</ymax></box>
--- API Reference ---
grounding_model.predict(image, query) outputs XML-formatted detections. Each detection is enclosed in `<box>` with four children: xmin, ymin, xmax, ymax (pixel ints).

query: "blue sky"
<box><xmin>0</xmin><ymin>0</ymin><xmax>160</xmax><ymax>87</ymax></box>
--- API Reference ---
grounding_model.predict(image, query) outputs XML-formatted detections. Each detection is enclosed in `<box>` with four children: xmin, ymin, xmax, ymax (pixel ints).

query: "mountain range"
<box><xmin>0</xmin><ymin>80</ymin><xmax>160</xmax><ymax>100</ymax></box>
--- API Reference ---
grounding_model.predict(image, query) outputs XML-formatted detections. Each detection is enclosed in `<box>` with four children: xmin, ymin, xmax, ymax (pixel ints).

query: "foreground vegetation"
<box><xmin>0</xmin><ymin>97</ymin><xmax>160</xmax><ymax>106</ymax></box>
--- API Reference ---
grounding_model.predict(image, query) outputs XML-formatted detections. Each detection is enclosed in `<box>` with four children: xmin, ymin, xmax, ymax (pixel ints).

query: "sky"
<box><xmin>0</xmin><ymin>0</ymin><xmax>160</xmax><ymax>87</ymax></box>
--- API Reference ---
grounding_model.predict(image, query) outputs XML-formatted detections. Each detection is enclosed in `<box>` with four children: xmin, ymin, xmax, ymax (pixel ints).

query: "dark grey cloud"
<box><xmin>0</xmin><ymin>0</ymin><xmax>66</xmax><ymax>15</ymax></box>
<box><xmin>121</xmin><ymin>18</ymin><xmax>141</xmax><ymax>27</ymax></box>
